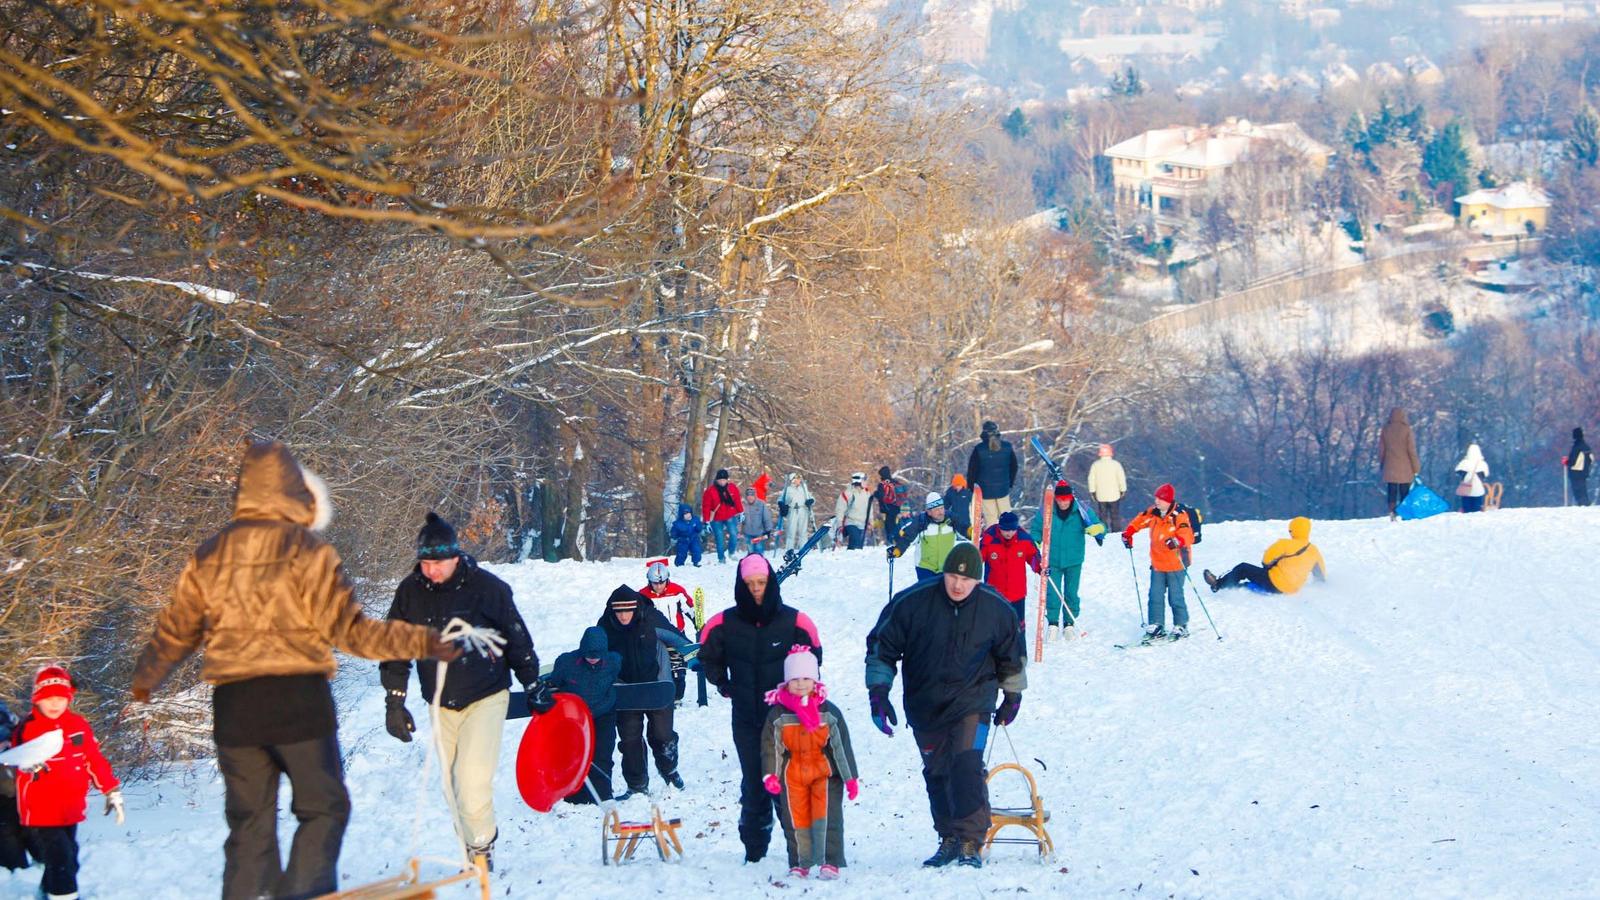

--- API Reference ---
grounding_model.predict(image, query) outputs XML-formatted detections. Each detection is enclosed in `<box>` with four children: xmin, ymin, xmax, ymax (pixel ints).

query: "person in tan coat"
<box><xmin>131</xmin><ymin>440</ymin><xmax>458</xmax><ymax>900</ymax></box>
<box><xmin>1379</xmin><ymin>408</ymin><xmax>1421</xmax><ymax>520</ymax></box>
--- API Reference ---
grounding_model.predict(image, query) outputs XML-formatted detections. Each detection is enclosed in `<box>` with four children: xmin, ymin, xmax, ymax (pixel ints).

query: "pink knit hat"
<box><xmin>782</xmin><ymin>646</ymin><xmax>819</xmax><ymax>683</ymax></box>
<box><xmin>738</xmin><ymin>553</ymin><xmax>769</xmax><ymax>580</ymax></box>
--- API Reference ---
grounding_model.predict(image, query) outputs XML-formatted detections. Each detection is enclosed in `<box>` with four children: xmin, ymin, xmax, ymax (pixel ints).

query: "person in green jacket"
<box><xmin>1045</xmin><ymin>481</ymin><xmax>1104</xmax><ymax>640</ymax></box>
<box><xmin>889</xmin><ymin>492</ymin><xmax>960</xmax><ymax>581</ymax></box>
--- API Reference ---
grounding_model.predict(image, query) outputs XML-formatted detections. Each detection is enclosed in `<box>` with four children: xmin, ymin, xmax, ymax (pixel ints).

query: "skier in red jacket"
<box><xmin>979</xmin><ymin>511</ymin><xmax>1041</xmax><ymax>633</ymax></box>
<box><xmin>11</xmin><ymin>665</ymin><xmax>123</xmax><ymax>900</ymax></box>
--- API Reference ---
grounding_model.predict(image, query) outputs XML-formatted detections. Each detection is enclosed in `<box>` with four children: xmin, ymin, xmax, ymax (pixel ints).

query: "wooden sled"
<box><xmin>602</xmin><ymin>805</ymin><xmax>684</xmax><ymax>865</ymax></box>
<box><xmin>318</xmin><ymin>855</ymin><xmax>489</xmax><ymax>900</ymax></box>
<box><xmin>981</xmin><ymin>762</ymin><xmax>1054</xmax><ymax>862</ymax></box>
<box><xmin>1485</xmin><ymin>482</ymin><xmax>1504</xmax><ymax>511</ymax></box>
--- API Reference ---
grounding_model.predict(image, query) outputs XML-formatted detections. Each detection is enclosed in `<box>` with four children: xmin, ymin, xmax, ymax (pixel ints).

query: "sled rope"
<box><xmin>404</xmin><ymin>617</ymin><xmax>506</xmax><ymax>870</ymax></box>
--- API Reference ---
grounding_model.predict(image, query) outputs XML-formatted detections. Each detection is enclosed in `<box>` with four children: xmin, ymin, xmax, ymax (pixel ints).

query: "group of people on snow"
<box><xmin>1380</xmin><ymin>408</ymin><xmax>1594</xmax><ymax>516</ymax></box>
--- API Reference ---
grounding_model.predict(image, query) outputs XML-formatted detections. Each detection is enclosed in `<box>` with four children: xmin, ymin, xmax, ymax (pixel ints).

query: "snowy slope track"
<box><xmin>48</xmin><ymin>509</ymin><xmax>1600</xmax><ymax>899</ymax></box>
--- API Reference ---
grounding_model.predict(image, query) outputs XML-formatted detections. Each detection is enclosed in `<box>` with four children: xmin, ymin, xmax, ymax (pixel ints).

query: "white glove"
<box><xmin>104</xmin><ymin>789</ymin><xmax>125</xmax><ymax>826</ymax></box>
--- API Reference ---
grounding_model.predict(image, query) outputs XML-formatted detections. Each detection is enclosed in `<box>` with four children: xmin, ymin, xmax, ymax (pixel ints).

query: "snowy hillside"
<box><xmin>32</xmin><ymin>509</ymin><xmax>1600</xmax><ymax>898</ymax></box>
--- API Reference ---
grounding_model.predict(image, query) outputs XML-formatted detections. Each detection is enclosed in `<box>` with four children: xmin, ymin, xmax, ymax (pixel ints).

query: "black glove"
<box><xmin>778</xmin><ymin>502</ymin><xmax>790</xmax><ymax>517</ymax></box>
<box><xmin>1164</xmin><ymin>537</ymin><xmax>1180</xmax><ymax>549</ymax></box>
<box><xmin>886</xmin><ymin>546</ymin><xmax>901</xmax><ymax>560</ymax></box>
<box><xmin>805</xmin><ymin>498</ymin><xmax>815</xmax><ymax>508</ymax></box>
<box><xmin>869</xmin><ymin>686</ymin><xmax>898</xmax><ymax>736</ymax></box>
<box><xmin>525</xmin><ymin>681</ymin><xmax>556</xmax><ymax>714</ymax></box>
<box><xmin>385</xmin><ymin>694</ymin><xmax>414</xmax><ymax>743</ymax></box>
<box><xmin>717</xmin><ymin>684</ymin><xmax>731</xmax><ymax>699</ymax></box>
<box><xmin>994</xmin><ymin>691</ymin><xmax>1022</xmax><ymax>727</ymax></box>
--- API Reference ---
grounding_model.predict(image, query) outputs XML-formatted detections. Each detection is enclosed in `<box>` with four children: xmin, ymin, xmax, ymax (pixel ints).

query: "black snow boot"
<box><xmin>663</xmin><ymin>770</ymin><xmax>684</xmax><ymax>790</ymax></box>
<box><xmin>956</xmin><ymin>840</ymin><xmax>984</xmax><ymax>868</ymax></box>
<box><xmin>1203</xmin><ymin>569</ymin><xmax>1220</xmax><ymax>592</ymax></box>
<box><xmin>922</xmin><ymin>838</ymin><xmax>960</xmax><ymax>868</ymax></box>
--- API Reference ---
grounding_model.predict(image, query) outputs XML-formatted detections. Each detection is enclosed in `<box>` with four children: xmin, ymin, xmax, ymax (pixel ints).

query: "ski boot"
<box><xmin>1169</xmin><ymin>624</ymin><xmax>1190</xmax><ymax>641</ymax></box>
<box><xmin>1203</xmin><ymin>569</ymin><xmax>1220</xmax><ymax>592</ymax></box>
<box><xmin>922</xmin><ymin>838</ymin><xmax>960</xmax><ymax>867</ymax></box>
<box><xmin>613</xmin><ymin>785</ymin><xmax>649</xmax><ymax>802</ymax></box>
<box><xmin>956</xmin><ymin>840</ymin><xmax>984</xmax><ymax>868</ymax></box>
<box><xmin>1139</xmin><ymin>625</ymin><xmax>1166</xmax><ymax>646</ymax></box>
<box><xmin>663</xmin><ymin>770</ymin><xmax>684</xmax><ymax>790</ymax></box>
<box><xmin>1063</xmin><ymin>625</ymin><xmax>1079</xmax><ymax>641</ymax></box>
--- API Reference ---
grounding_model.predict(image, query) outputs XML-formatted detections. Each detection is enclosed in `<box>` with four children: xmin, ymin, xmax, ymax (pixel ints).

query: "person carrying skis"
<box><xmin>1086</xmin><ymin>444</ymin><xmax>1128</xmax><ymax>531</ymax></box>
<box><xmin>1565</xmin><ymin>427</ymin><xmax>1592</xmax><ymax>506</ymax></box>
<box><xmin>979</xmin><ymin>511</ymin><xmax>1042</xmax><ymax>631</ymax></box>
<box><xmin>542</xmin><ymin>626</ymin><xmax>622</xmax><ymax>804</ymax></box>
<box><xmin>761</xmin><ymin>647</ymin><xmax>859</xmax><ymax>880</ymax></box>
<box><xmin>741</xmin><ymin>485</ymin><xmax>778</xmax><ymax>555</ymax></box>
<box><xmin>778</xmin><ymin>473</ymin><xmax>817</xmax><ymax>552</ymax></box>
<box><xmin>865</xmin><ymin>543</ymin><xmax>1026</xmax><ymax>869</ymax></box>
<box><xmin>698</xmin><ymin>554</ymin><xmax>823</xmax><ymax>863</ymax></box>
<box><xmin>599</xmin><ymin>586</ymin><xmax>693</xmax><ymax>798</ymax></box>
<box><xmin>889</xmin><ymin>492</ymin><xmax>960</xmax><ymax>581</ymax></box>
<box><xmin>1045</xmin><ymin>481</ymin><xmax>1105</xmax><ymax>639</ymax></box>
<box><xmin>669</xmin><ymin>503</ymin><xmax>705</xmax><ymax>567</ymax></box>
<box><xmin>11</xmin><ymin>666</ymin><xmax>124</xmax><ymax>900</ymax></box>
<box><xmin>1380</xmin><ymin>408</ymin><xmax>1421</xmax><ymax>521</ymax></box>
<box><xmin>871</xmin><ymin>466</ymin><xmax>908</xmax><ymax>546</ymax></box>
<box><xmin>965</xmin><ymin>421</ymin><xmax>1019</xmax><ymax>525</ymax></box>
<box><xmin>701</xmin><ymin>469</ymin><xmax>745</xmax><ymax>563</ymax></box>
<box><xmin>943</xmin><ymin>474</ymin><xmax>974</xmax><ymax>539</ymax></box>
<box><xmin>832</xmin><ymin>473</ymin><xmax>871</xmax><ymax>550</ymax></box>
<box><xmin>380</xmin><ymin>512</ymin><xmax>549</xmax><ymax>870</ymax></box>
<box><xmin>131</xmin><ymin>440</ymin><xmax>458</xmax><ymax>900</ymax></box>
<box><xmin>1122</xmin><ymin>483</ymin><xmax>1194</xmax><ymax>642</ymax></box>
<box><xmin>1454</xmin><ymin>443</ymin><xmax>1490</xmax><ymax>513</ymax></box>
<box><xmin>1205</xmin><ymin>517</ymin><xmax>1326</xmax><ymax>595</ymax></box>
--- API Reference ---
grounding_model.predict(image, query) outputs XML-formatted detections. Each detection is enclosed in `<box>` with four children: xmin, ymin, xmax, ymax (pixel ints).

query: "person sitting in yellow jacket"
<box><xmin>1202</xmin><ymin>517</ymin><xmax>1326</xmax><ymax>594</ymax></box>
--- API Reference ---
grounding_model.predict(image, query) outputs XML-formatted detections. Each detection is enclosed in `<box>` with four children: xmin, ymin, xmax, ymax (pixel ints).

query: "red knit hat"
<box><xmin>1053</xmin><ymin>480</ymin><xmax>1073</xmax><ymax>497</ymax></box>
<box><xmin>32</xmin><ymin>665</ymin><xmax>75</xmax><ymax>704</ymax></box>
<box><xmin>1155</xmin><ymin>483</ymin><xmax>1176</xmax><ymax>504</ymax></box>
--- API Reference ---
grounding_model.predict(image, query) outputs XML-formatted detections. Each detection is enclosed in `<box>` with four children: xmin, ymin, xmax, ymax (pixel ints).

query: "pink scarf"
<box><xmin>763</xmin><ymin>682</ymin><xmax>829</xmax><ymax>732</ymax></box>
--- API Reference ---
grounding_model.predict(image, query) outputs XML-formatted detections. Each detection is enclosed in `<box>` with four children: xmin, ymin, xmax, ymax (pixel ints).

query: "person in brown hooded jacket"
<box><xmin>131</xmin><ymin>440</ymin><xmax>458</xmax><ymax>900</ymax></box>
<box><xmin>1379</xmin><ymin>408</ymin><xmax>1421</xmax><ymax>520</ymax></box>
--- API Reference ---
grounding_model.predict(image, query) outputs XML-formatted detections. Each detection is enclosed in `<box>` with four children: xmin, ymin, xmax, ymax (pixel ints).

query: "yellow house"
<box><xmin>1455</xmin><ymin>182</ymin><xmax>1551</xmax><ymax>236</ymax></box>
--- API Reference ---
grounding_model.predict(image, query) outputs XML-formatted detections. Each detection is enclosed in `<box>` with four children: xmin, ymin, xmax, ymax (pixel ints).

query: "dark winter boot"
<box><xmin>663</xmin><ymin>770</ymin><xmax>684</xmax><ymax>790</ymax></box>
<box><xmin>922</xmin><ymin>838</ymin><xmax>960</xmax><ymax>868</ymax></box>
<box><xmin>614</xmin><ymin>785</ymin><xmax>649</xmax><ymax>802</ymax></box>
<box><xmin>956</xmin><ymin>840</ymin><xmax>984</xmax><ymax>868</ymax></box>
<box><xmin>1203</xmin><ymin>569</ymin><xmax>1220</xmax><ymax>592</ymax></box>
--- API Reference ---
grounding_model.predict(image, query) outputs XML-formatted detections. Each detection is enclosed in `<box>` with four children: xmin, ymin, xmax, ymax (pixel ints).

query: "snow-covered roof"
<box><xmin>1455</xmin><ymin>181</ymin><xmax>1551</xmax><ymax>210</ymax></box>
<box><xmin>1107</xmin><ymin>119</ymin><xmax>1331</xmax><ymax>167</ymax></box>
<box><xmin>1104</xmin><ymin>127</ymin><xmax>1196</xmax><ymax>160</ymax></box>
<box><xmin>1165</xmin><ymin>135</ymin><xmax>1254</xmax><ymax>168</ymax></box>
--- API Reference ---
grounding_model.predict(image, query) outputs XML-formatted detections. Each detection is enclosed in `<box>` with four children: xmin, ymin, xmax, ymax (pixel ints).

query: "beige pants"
<box><xmin>980</xmin><ymin>495</ymin><xmax>1013</xmax><ymax>527</ymax></box>
<box><xmin>431</xmin><ymin>689</ymin><xmax>510</xmax><ymax>847</ymax></box>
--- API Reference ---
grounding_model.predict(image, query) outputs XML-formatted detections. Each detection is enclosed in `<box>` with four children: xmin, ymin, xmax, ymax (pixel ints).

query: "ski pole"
<box><xmin>888</xmin><ymin>555</ymin><xmax>895</xmax><ymax>602</ymax></box>
<box><xmin>1046</xmin><ymin>573</ymin><xmax>1080</xmax><ymax>629</ymax></box>
<box><xmin>1180</xmin><ymin>563</ymin><xmax>1223</xmax><ymax>640</ymax></box>
<box><xmin>1127</xmin><ymin>545</ymin><xmax>1147</xmax><ymax>628</ymax></box>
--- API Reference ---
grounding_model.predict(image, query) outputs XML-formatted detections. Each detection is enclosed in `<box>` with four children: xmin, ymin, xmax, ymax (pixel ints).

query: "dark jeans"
<box><xmin>1460</xmin><ymin>495</ymin><xmax>1484</xmax><ymax>513</ymax></box>
<box><xmin>912</xmin><ymin>713</ymin><xmax>992</xmax><ymax>843</ymax></box>
<box><xmin>617</xmin><ymin>707</ymin><xmax>678</xmax><ymax>791</ymax></box>
<box><xmin>218</xmin><ymin>734</ymin><xmax>350</xmax><ymax>900</ymax></box>
<box><xmin>731</xmin><ymin>702</ymin><xmax>779</xmax><ymax>861</ymax></box>
<box><xmin>841</xmin><ymin>524</ymin><xmax>865</xmax><ymax>550</ymax></box>
<box><xmin>1214</xmin><ymin>562</ymin><xmax>1280</xmax><ymax>593</ymax></box>
<box><xmin>568</xmin><ymin>711</ymin><xmax>617</xmax><ymax>804</ymax></box>
<box><xmin>1570</xmin><ymin>472</ymin><xmax>1590</xmax><ymax>506</ymax></box>
<box><xmin>881</xmin><ymin>509</ymin><xmax>901</xmax><ymax>546</ymax></box>
<box><xmin>1148</xmin><ymin>568</ymin><xmax>1188</xmax><ymax>629</ymax></box>
<box><xmin>709</xmin><ymin>519</ymin><xmax>736</xmax><ymax>562</ymax></box>
<box><xmin>1386</xmin><ymin>481</ymin><xmax>1411</xmax><ymax>514</ymax></box>
<box><xmin>27</xmin><ymin>825</ymin><xmax>76</xmax><ymax>896</ymax></box>
<box><xmin>1095</xmin><ymin>499</ymin><xmax>1122</xmax><ymax>532</ymax></box>
<box><xmin>0</xmin><ymin>789</ymin><xmax>28</xmax><ymax>871</ymax></box>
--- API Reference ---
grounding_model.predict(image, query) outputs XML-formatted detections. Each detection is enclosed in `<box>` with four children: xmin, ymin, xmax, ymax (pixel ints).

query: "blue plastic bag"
<box><xmin>1397</xmin><ymin>478</ymin><xmax>1451</xmax><ymax>520</ymax></box>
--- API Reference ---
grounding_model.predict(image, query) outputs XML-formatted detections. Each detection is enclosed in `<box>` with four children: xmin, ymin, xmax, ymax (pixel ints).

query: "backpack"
<box><xmin>1175</xmin><ymin>503</ymin><xmax>1204</xmax><ymax>544</ymax></box>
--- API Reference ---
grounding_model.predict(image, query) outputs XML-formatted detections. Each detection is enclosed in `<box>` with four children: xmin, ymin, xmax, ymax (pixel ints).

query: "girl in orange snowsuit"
<box><xmin>760</xmin><ymin>646</ymin><xmax>859</xmax><ymax>880</ymax></box>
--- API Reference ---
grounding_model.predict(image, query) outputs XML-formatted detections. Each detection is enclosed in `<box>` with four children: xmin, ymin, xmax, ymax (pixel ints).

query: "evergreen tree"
<box><xmin>1568</xmin><ymin>106</ymin><xmax>1600</xmax><ymax>168</ymax></box>
<box><xmin>1422</xmin><ymin>120</ymin><xmax>1473</xmax><ymax>201</ymax></box>
<box><xmin>1109</xmin><ymin>65</ymin><xmax>1144</xmax><ymax>98</ymax></box>
<box><xmin>1002</xmin><ymin>107</ymin><xmax>1031</xmax><ymax>142</ymax></box>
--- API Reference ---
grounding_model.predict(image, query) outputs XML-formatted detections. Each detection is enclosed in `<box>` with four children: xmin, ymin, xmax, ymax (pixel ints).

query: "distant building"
<box><xmin>1455</xmin><ymin>182</ymin><xmax>1551</xmax><ymax>236</ymax></box>
<box><xmin>1456</xmin><ymin>2</ymin><xmax>1593</xmax><ymax>26</ymax></box>
<box><xmin>923</xmin><ymin>1</ymin><xmax>991</xmax><ymax>66</ymax></box>
<box><xmin>1104</xmin><ymin>118</ymin><xmax>1332</xmax><ymax>233</ymax></box>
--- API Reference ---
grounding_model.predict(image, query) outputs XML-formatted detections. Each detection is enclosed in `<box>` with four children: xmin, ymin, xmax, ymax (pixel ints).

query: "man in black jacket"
<box><xmin>380</xmin><ymin>512</ymin><xmax>549</xmax><ymax>870</ymax></box>
<box><xmin>965</xmin><ymin>421</ymin><xmax>1019</xmax><ymax>528</ymax></box>
<box><xmin>865</xmin><ymin>541</ymin><xmax>1026</xmax><ymax>870</ymax></box>
<box><xmin>598</xmin><ymin>585</ymin><xmax>687</xmax><ymax>798</ymax></box>
<box><xmin>698</xmin><ymin>554</ymin><xmax>823</xmax><ymax>863</ymax></box>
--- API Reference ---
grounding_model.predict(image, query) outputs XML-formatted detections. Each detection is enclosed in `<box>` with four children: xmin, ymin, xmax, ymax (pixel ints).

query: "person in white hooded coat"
<box><xmin>833</xmin><ymin>474</ymin><xmax>872</xmax><ymax>550</ymax></box>
<box><xmin>1454</xmin><ymin>443</ymin><xmax>1490</xmax><ymax>513</ymax></box>
<box><xmin>778</xmin><ymin>473</ymin><xmax>816</xmax><ymax>552</ymax></box>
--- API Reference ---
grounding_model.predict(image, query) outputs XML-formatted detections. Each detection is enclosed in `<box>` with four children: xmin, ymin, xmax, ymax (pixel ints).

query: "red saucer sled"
<box><xmin>516</xmin><ymin>692</ymin><xmax>596</xmax><ymax>812</ymax></box>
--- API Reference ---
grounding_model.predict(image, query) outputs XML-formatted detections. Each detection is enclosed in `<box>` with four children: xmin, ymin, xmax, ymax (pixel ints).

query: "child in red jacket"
<box><xmin>11</xmin><ymin>666</ymin><xmax>123</xmax><ymax>900</ymax></box>
<box><xmin>979</xmin><ymin>511</ymin><xmax>1041</xmax><ymax>631</ymax></box>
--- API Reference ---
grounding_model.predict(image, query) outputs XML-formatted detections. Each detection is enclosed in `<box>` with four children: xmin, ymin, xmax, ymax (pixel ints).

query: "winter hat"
<box><xmin>850</xmin><ymin>472</ymin><xmax>865</xmax><ymax>484</ymax></box>
<box><xmin>1576</xmin><ymin>427</ymin><xmax>1586</xmax><ymax>441</ymax></box>
<box><xmin>981</xmin><ymin>420</ymin><xmax>999</xmax><ymax>437</ymax></box>
<box><xmin>1054</xmin><ymin>480</ymin><xmax>1073</xmax><ymax>498</ymax></box>
<box><xmin>1155</xmin><ymin>483</ymin><xmax>1176</xmax><ymax>504</ymax></box>
<box><xmin>951</xmin><ymin>474</ymin><xmax>967</xmax><ymax>488</ymax></box>
<box><xmin>942</xmin><ymin>541</ymin><xmax>982</xmax><ymax>577</ymax></box>
<box><xmin>1098</xmin><ymin>443</ymin><xmax>1114</xmax><ymax>458</ymax></box>
<box><xmin>738</xmin><ymin>553</ymin><xmax>770</xmax><ymax>581</ymax></box>
<box><xmin>416</xmin><ymin>512</ymin><xmax>460</xmax><ymax>560</ymax></box>
<box><xmin>32</xmin><ymin>665</ymin><xmax>74</xmax><ymax>704</ymax></box>
<box><xmin>715</xmin><ymin>468</ymin><xmax>730</xmax><ymax>481</ymax></box>
<box><xmin>782</xmin><ymin>646</ymin><xmax>820</xmax><ymax>683</ymax></box>
<box><xmin>878</xmin><ymin>466</ymin><xmax>892</xmax><ymax>479</ymax></box>
<box><xmin>607</xmin><ymin>585</ymin><xmax>642</xmax><ymax>613</ymax></box>
<box><xmin>925</xmin><ymin>491</ymin><xmax>945</xmax><ymax>509</ymax></box>
<box><xmin>579</xmin><ymin>626</ymin><xmax>609</xmax><ymax>656</ymax></box>
<box><xmin>745</xmin><ymin>486</ymin><xmax>756</xmax><ymax>496</ymax></box>
<box><xmin>998</xmin><ymin>511</ymin><xmax>1020</xmax><ymax>531</ymax></box>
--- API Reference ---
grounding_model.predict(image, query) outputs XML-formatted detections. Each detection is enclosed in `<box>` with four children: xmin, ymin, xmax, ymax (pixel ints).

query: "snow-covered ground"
<box><xmin>24</xmin><ymin>508</ymin><xmax>1600</xmax><ymax>898</ymax></box>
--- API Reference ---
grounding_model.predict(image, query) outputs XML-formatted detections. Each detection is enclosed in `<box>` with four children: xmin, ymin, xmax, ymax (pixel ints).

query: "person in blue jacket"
<box><xmin>670</xmin><ymin>503</ymin><xmax>705</xmax><ymax>567</ymax></box>
<box><xmin>543</xmin><ymin>626</ymin><xmax>623</xmax><ymax>803</ymax></box>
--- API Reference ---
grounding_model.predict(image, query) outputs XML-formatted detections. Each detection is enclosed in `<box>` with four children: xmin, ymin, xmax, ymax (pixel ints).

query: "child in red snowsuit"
<box><xmin>980</xmin><ymin>510</ymin><xmax>1042</xmax><ymax>629</ymax></box>
<box><xmin>760</xmin><ymin>647</ymin><xmax>859</xmax><ymax>880</ymax></box>
<box><xmin>11</xmin><ymin>666</ymin><xmax>123</xmax><ymax>900</ymax></box>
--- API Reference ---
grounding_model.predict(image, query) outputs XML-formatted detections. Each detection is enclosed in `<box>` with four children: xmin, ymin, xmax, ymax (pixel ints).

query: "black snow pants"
<box><xmin>26</xmin><ymin>825</ymin><xmax>77</xmax><ymax>897</ymax></box>
<box><xmin>218</xmin><ymin>734</ymin><xmax>350</xmax><ymax>900</ymax></box>
<box><xmin>912</xmin><ymin>712</ymin><xmax>992</xmax><ymax>843</ymax></box>
<box><xmin>732</xmin><ymin>701</ymin><xmax>779</xmax><ymax>861</ymax></box>
<box><xmin>567</xmin><ymin>711</ymin><xmax>617</xmax><ymax>804</ymax></box>
<box><xmin>1215</xmin><ymin>562</ymin><xmax>1280</xmax><ymax>593</ymax></box>
<box><xmin>617</xmin><ymin>707</ymin><xmax>678</xmax><ymax>791</ymax></box>
<box><xmin>0</xmin><ymin>783</ymin><xmax>28</xmax><ymax>871</ymax></box>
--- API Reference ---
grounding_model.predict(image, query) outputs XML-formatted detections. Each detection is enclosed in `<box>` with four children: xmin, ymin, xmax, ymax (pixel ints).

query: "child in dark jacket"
<box><xmin>11</xmin><ymin>666</ymin><xmax>124</xmax><ymax>900</ymax></box>
<box><xmin>670</xmin><ymin>503</ymin><xmax>705</xmax><ymax>568</ymax></box>
<box><xmin>543</xmin><ymin>627</ymin><xmax>623</xmax><ymax>803</ymax></box>
<box><xmin>0</xmin><ymin>700</ymin><xmax>27</xmax><ymax>872</ymax></box>
<box><xmin>760</xmin><ymin>647</ymin><xmax>858</xmax><ymax>880</ymax></box>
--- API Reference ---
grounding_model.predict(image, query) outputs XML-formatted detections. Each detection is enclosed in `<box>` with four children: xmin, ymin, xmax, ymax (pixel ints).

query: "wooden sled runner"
<box><xmin>1484</xmin><ymin>482</ymin><xmax>1504</xmax><ymax>511</ymax></box>
<box><xmin>318</xmin><ymin>855</ymin><xmax>489</xmax><ymax>900</ymax></box>
<box><xmin>602</xmin><ymin>805</ymin><xmax>685</xmax><ymax>865</ymax></box>
<box><xmin>982</xmin><ymin>762</ymin><xmax>1055</xmax><ymax>862</ymax></box>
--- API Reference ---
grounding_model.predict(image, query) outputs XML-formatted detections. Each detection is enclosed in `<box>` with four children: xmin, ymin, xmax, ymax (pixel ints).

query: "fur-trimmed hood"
<box><xmin>233</xmin><ymin>440</ymin><xmax>332</xmax><ymax>531</ymax></box>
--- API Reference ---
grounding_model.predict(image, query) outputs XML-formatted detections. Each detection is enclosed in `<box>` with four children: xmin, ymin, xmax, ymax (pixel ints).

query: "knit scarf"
<box><xmin>763</xmin><ymin>682</ymin><xmax>829</xmax><ymax>732</ymax></box>
<box><xmin>716</xmin><ymin>483</ymin><xmax>738</xmax><ymax>507</ymax></box>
